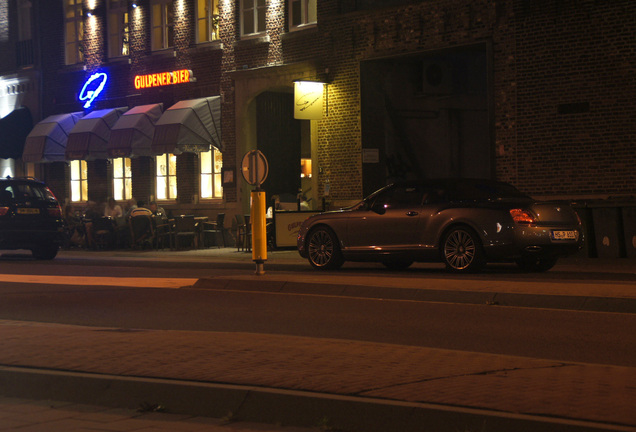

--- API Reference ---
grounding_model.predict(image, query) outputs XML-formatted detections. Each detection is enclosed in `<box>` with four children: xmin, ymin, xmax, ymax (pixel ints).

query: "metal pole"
<box><xmin>251</xmin><ymin>152</ymin><xmax>267</xmax><ymax>275</ymax></box>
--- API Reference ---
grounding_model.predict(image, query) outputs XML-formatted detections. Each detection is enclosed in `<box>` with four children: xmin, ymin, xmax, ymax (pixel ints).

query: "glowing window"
<box><xmin>196</xmin><ymin>0</ymin><xmax>219</xmax><ymax>43</ymax></box>
<box><xmin>107</xmin><ymin>0</ymin><xmax>129</xmax><ymax>57</ymax></box>
<box><xmin>64</xmin><ymin>0</ymin><xmax>83</xmax><ymax>65</ymax></box>
<box><xmin>112</xmin><ymin>157</ymin><xmax>132</xmax><ymax>201</ymax></box>
<box><xmin>156</xmin><ymin>153</ymin><xmax>177</xmax><ymax>200</ymax></box>
<box><xmin>200</xmin><ymin>148</ymin><xmax>223</xmax><ymax>199</ymax></box>
<box><xmin>151</xmin><ymin>0</ymin><xmax>174</xmax><ymax>50</ymax></box>
<box><xmin>70</xmin><ymin>160</ymin><xmax>88</xmax><ymax>202</ymax></box>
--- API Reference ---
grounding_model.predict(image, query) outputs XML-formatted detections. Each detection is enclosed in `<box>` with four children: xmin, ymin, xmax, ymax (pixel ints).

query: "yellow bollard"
<box><xmin>250</xmin><ymin>190</ymin><xmax>267</xmax><ymax>274</ymax></box>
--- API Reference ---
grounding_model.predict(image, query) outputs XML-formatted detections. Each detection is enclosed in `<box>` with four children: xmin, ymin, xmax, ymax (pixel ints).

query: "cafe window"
<box><xmin>70</xmin><ymin>160</ymin><xmax>88</xmax><ymax>202</ymax></box>
<box><xmin>196</xmin><ymin>0</ymin><xmax>219</xmax><ymax>43</ymax></box>
<box><xmin>200</xmin><ymin>148</ymin><xmax>223</xmax><ymax>199</ymax></box>
<box><xmin>107</xmin><ymin>0</ymin><xmax>129</xmax><ymax>58</ymax></box>
<box><xmin>156</xmin><ymin>153</ymin><xmax>177</xmax><ymax>200</ymax></box>
<box><xmin>112</xmin><ymin>157</ymin><xmax>132</xmax><ymax>201</ymax></box>
<box><xmin>289</xmin><ymin>0</ymin><xmax>316</xmax><ymax>30</ymax></box>
<box><xmin>64</xmin><ymin>0</ymin><xmax>83</xmax><ymax>65</ymax></box>
<box><xmin>240</xmin><ymin>0</ymin><xmax>266</xmax><ymax>36</ymax></box>
<box><xmin>151</xmin><ymin>0</ymin><xmax>174</xmax><ymax>51</ymax></box>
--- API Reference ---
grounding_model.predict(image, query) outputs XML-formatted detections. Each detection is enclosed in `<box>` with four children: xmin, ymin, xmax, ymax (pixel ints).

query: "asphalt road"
<box><xmin>1</xmin><ymin>255</ymin><xmax>635</xmax><ymax>368</ymax></box>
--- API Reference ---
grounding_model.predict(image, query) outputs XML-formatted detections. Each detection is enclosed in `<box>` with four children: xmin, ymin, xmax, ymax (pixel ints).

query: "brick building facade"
<box><xmin>5</xmin><ymin>0</ymin><xmax>635</xmax><ymax>246</ymax></box>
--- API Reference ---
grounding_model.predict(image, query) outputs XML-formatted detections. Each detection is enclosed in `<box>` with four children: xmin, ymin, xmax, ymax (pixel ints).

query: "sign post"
<box><xmin>241</xmin><ymin>150</ymin><xmax>269</xmax><ymax>275</ymax></box>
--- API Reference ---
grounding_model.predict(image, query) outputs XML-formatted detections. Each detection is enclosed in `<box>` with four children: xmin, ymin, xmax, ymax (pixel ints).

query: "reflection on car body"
<box><xmin>297</xmin><ymin>179</ymin><xmax>583</xmax><ymax>273</ymax></box>
<box><xmin>0</xmin><ymin>177</ymin><xmax>65</xmax><ymax>259</ymax></box>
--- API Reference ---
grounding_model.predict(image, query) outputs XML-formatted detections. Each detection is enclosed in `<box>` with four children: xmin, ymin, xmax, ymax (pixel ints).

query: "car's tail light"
<box><xmin>510</xmin><ymin>208</ymin><xmax>536</xmax><ymax>225</ymax></box>
<box><xmin>47</xmin><ymin>206</ymin><xmax>62</xmax><ymax>218</ymax></box>
<box><xmin>0</xmin><ymin>207</ymin><xmax>9</xmax><ymax>216</ymax></box>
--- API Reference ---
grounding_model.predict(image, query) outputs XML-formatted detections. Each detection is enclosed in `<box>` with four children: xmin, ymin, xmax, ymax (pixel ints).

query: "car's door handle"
<box><xmin>406</xmin><ymin>211</ymin><xmax>419</xmax><ymax>217</ymax></box>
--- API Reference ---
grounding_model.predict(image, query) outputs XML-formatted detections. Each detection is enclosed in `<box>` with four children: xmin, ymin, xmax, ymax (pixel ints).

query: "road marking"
<box><xmin>0</xmin><ymin>274</ymin><xmax>198</xmax><ymax>289</ymax></box>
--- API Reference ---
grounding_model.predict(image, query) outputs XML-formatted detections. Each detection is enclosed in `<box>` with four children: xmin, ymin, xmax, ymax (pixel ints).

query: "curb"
<box><xmin>192</xmin><ymin>277</ymin><xmax>636</xmax><ymax>314</ymax></box>
<box><xmin>1</xmin><ymin>366</ymin><xmax>631</xmax><ymax>432</ymax></box>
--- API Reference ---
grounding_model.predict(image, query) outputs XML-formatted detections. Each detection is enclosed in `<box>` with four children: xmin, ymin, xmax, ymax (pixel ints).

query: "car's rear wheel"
<box><xmin>442</xmin><ymin>227</ymin><xmax>485</xmax><ymax>273</ymax></box>
<box><xmin>515</xmin><ymin>256</ymin><xmax>558</xmax><ymax>272</ymax></box>
<box><xmin>307</xmin><ymin>227</ymin><xmax>344</xmax><ymax>270</ymax></box>
<box><xmin>32</xmin><ymin>245</ymin><xmax>58</xmax><ymax>260</ymax></box>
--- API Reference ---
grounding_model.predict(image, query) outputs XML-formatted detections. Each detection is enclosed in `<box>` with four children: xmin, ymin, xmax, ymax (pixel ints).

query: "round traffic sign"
<box><xmin>241</xmin><ymin>150</ymin><xmax>269</xmax><ymax>186</ymax></box>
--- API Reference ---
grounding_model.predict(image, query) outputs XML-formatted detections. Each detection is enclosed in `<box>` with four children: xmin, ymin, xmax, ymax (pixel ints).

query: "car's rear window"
<box><xmin>0</xmin><ymin>183</ymin><xmax>56</xmax><ymax>204</ymax></box>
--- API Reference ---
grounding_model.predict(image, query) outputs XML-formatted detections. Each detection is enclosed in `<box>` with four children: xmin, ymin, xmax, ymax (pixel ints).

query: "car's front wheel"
<box><xmin>515</xmin><ymin>256</ymin><xmax>558</xmax><ymax>272</ymax></box>
<box><xmin>32</xmin><ymin>245</ymin><xmax>59</xmax><ymax>260</ymax></box>
<box><xmin>442</xmin><ymin>227</ymin><xmax>485</xmax><ymax>273</ymax></box>
<box><xmin>307</xmin><ymin>226</ymin><xmax>344</xmax><ymax>270</ymax></box>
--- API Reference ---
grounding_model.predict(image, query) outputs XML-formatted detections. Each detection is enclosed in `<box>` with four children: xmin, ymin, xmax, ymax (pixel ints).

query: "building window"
<box><xmin>107</xmin><ymin>0</ymin><xmax>129</xmax><ymax>57</ymax></box>
<box><xmin>196</xmin><ymin>0</ymin><xmax>219</xmax><ymax>43</ymax></box>
<box><xmin>70</xmin><ymin>160</ymin><xmax>88</xmax><ymax>202</ymax></box>
<box><xmin>156</xmin><ymin>153</ymin><xmax>177</xmax><ymax>200</ymax></box>
<box><xmin>64</xmin><ymin>0</ymin><xmax>83</xmax><ymax>65</ymax></box>
<box><xmin>200</xmin><ymin>148</ymin><xmax>223</xmax><ymax>199</ymax></box>
<box><xmin>240</xmin><ymin>0</ymin><xmax>266</xmax><ymax>36</ymax></box>
<box><xmin>151</xmin><ymin>0</ymin><xmax>174</xmax><ymax>51</ymax></box>
<box><xmin>289</xmin><ymin>0</ymin><xmax>316</xmax><ymax>30</ymax></box>
<box><xmin>112</xmin><ymin>157</ymin><xmax>132</xmax><ymax>201</ymax></box>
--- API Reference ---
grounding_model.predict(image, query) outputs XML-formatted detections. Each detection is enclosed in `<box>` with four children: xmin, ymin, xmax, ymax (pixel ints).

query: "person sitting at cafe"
<box><xmin>104</xmin><ymin>197</ymin><xmax>123</xmax><ymax>218</ymax></box>
<box><xmin>130</xmin><ymin>200</ymin><xmax>152</xmax><ymax>217</ymax></box>
<box><xmin>148</xmin><ymin>200</ymin><xmax>167</xmax><ymax>221</ymax></box>
<box><xmin>123</xmin><ymin>198</ymin><xmax>138</xmax><ymax>218</ymax></box>
<box><xmin>83</xmin><ymin>200</ymin><xmax>102</xmax><ymax>249</ymax></box>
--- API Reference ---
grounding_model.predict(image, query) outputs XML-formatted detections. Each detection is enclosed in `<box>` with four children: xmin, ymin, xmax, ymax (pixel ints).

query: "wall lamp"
<box><xmin>131</xmin><ymin>2</ymin><xmax>138</xmax><ymax>8</ymax></box>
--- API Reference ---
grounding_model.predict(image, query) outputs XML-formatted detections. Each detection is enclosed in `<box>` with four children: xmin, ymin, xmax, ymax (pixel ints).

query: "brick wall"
<box><xmin>219</xmin><ymin>0</ymin><xmax>635</xmax><ymax>201</ymax></box>
<box><xmin>512</xmin><ymin>0</ymin><xmax>636</xmax><ymax>197</ymax></box>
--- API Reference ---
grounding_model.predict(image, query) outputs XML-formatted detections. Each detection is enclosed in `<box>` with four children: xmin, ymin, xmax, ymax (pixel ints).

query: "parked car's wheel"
<box><xmin>307</xmin><ymin>226</ymin><xmax>344</xmax><ymax>270</ymax></box>
<box><xmin>515</xmin><ymin>256</ymin><xmax>558</xmax><ymax>272</ymax></box>
<box><xmin>382</xmin><ymin>258</ymin><xmax>414</xmax><ymax>270</ymax></box>
<box><xmin>32</xmin><ymin>245</ymin><xmax>58</xmax><ymax>260</ymax></box>
<box><xmin>442</xmin><ymin>226</ymin><xmax>485</xmax><ymax>273</ymax></box>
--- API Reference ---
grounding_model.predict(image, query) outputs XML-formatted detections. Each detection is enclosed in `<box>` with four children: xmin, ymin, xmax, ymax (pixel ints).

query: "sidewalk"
<box><xmin>0</xmin><ymin>249</ymin><xmax>635</xmax><ymax>432</ymax></box>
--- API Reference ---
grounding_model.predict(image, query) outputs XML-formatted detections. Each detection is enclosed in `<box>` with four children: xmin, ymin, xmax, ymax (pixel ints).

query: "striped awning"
<box><xmin>23</xmin><ymin>112</ymin><xmax>83</xmax><ymax>163</ymax></box>
<box><xmin>152</xmin><ymin>96</ymin><xmax>221</xmax><ymax>155</ymax></box>
<box><xmin>108</xmin><ymin>103</ymin><xmax>164</xmax><ymax>158</ymax></box>
<box><xmin>66</xmin><ymin>107</ymin><xmax>128</xmax><ymax>160</ymax></box>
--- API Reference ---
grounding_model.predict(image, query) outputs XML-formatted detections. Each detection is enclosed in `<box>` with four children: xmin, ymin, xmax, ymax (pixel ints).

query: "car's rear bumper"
<box><xmin>0</xmin><ymin>229</ymin><xmax>65</xmax><ymax>250</ymax></box>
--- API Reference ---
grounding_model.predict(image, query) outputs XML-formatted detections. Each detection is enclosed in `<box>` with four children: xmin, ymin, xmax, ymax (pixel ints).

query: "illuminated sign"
<box><xmin>79</xmin><ymin>72</ymin><xmax>108</xmax><ymax>109</ymax></box>
<box><xmin>134</xmin><ymin>69</ymin><xmax>195</xmax><ymax>89</ymax></box>
<box><xmin>294</xmin><ymin>81</ymin><xmax>324</xmax><ymax>120</ymax></box>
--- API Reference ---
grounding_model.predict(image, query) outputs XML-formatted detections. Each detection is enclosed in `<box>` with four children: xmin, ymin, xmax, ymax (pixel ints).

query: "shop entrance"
<box><xmin>254</xmin><ymin>91</ymin><xmax>306</xmax><ymax>210</ymax></box>
<box><xmin>360</xmin><ymin>44</ymin><xmax>491</xmax><ymax>195</ymax></box>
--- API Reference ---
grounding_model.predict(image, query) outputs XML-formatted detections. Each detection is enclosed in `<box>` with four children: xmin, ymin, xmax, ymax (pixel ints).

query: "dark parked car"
<box><xmin>0</xmin><ymin>177</ymin><xmax>65</xmax><ymax>259</ymax></box>
<box><xmin>297</xmin><ymin>179</ymin><xmax>583</xmax><ymax>273</ymax></box>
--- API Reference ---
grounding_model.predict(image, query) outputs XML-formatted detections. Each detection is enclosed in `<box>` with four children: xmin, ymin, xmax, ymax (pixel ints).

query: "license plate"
<box><xmin>551</xmin><ymin>230</ymin><xmax>577</xmax><ymax>240</ymax></box>
<box><xmin>17</xmin><ymin>208</ymin><xmax>40</xmax><ymax>215</ymax></box>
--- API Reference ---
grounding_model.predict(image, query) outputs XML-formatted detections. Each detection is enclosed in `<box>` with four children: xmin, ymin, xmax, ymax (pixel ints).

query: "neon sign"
<box><xmin>134</xmin><ymin>69</ymin><xmax>195</xmax><ymax>89</ymax></box>
<box><xmin>79</xmin><ymin>72</ymin><xmax>108</xmax><ymax>109</ymax></box>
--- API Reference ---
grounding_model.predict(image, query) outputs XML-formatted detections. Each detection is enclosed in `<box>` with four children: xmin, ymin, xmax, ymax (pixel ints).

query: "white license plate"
<box><xmin>551</xmin><ymin>230</ymin><xmax>577</xmax><ymax>240</ymax></box>
<box><xmin>17</xmin><ymin>208</ymin><xmax>40</xmax><ymax>215</ymax></box>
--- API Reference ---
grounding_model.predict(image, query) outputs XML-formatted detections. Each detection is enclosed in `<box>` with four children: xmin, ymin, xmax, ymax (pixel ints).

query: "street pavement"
<box><xmin>0</xmin><ymin>248</ymin><xmax>635</xmax><ymax>432</ymax></box>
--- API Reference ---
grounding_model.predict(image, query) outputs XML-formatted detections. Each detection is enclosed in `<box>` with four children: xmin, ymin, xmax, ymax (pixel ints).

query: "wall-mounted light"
<box><xmin>294</xmin><ymin>80</ymin><xmax>326</xmax><ymax>120</ymax></box>
<box><xmin>86</xmin><ymin>11</ymin><xmax>93</xmax><ymax>17</ymax></box>
<box><xmin>131</xmin><ymin>2</ymin><xmax>138</xmax><ymax>8</ymax></box>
